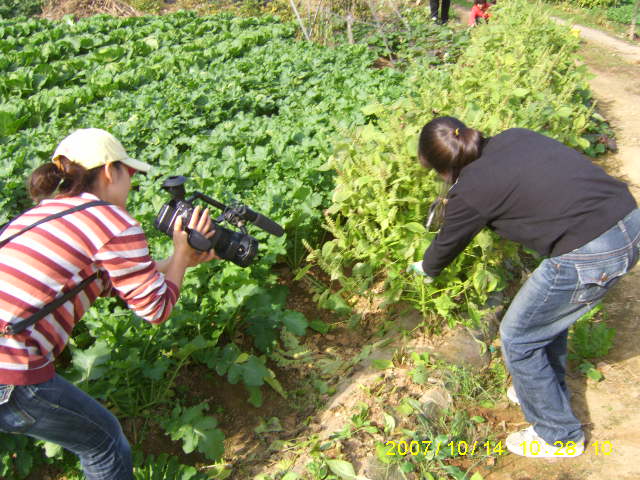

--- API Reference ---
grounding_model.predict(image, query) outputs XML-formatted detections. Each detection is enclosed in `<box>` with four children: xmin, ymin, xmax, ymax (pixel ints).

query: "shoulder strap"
<box><xmin>2</xmin><ymin>273</ymin><xmax>99</xmax><ymax>336</ymax></box>
<box><xmin>0</xmin><ymin>200</ymin><xmax>111</xmax><ymax>336</ymax></box>
<box><xmin>0</xmin><ymin>200</ymin><xmax>110</xmax><ymax>249</ymax></box>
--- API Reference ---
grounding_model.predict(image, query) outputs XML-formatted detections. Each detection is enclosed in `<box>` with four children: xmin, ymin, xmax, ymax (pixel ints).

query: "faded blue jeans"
<box><xmin>0</xmin><ymin>374</ymin><xmax>133</xmax><ymax>480</ymax></box>
<box><xmin>500</xmin><ymin>208</ymin><xmax>640</xmax><ymax>444</ymax></box>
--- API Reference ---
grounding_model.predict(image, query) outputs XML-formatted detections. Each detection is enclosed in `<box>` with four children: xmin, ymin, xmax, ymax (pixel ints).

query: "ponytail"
<box><xmin>28</xmin><ymin>157</ymin><xmax>108</xmax><ymax>202</ymax></box>
<box><xmin>418</xmin><ymin>116</ymin><xmax>484</xmax><ymax>180</ymax></box>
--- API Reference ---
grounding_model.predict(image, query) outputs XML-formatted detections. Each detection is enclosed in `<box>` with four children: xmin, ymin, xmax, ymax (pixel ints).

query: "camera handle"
<box><xmin>186</xmin><ymin>228</ymin><xmax>213</xmax><ymax>252</ymax></box>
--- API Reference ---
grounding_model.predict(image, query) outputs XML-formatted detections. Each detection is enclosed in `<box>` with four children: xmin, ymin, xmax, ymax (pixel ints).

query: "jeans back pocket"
<box><xmin>572</xmin><ymin>255</ymin><xmax>628</xmax><ymax>304</ymax></box>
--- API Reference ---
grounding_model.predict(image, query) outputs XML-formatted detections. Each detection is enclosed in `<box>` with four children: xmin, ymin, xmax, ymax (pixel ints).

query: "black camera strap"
<box><xmin>0</xmin><ymin>200</ymin><xmax>109</xmax><ymax>336</ymax></box>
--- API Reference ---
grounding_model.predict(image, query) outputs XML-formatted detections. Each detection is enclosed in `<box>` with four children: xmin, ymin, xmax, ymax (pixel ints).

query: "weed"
<box><xmin>569</xmin><ymin>304</ymin><xmax>616</xmax><ymax>381</ymax></box>
<box><xmin>569</xmin><ymin>304</ymin><xmax>616</xmax><ymax>360</ymax></box>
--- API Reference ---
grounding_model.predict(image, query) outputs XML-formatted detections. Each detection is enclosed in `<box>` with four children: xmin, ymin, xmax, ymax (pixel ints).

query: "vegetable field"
<box><xmin>0</xmin><ymin>0</ymin><xmax>612</xmax><ymax>478</ymax></box>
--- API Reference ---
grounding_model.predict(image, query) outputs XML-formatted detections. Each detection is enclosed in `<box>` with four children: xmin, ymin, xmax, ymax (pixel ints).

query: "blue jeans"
<box><xmin>500</xmin><ymin>208</ymin><xmax>640</xmax><ymax>444</ymax></box>
<box><xmin>0</xmin><ymin>375</ymin><xmax>133</xmax><ymax>480</ymax></box>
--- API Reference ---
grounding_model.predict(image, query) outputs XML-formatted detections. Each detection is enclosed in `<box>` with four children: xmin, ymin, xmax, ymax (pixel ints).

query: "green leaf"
<box><xmin>404</xmin><ymin>222</ymin><xmax>426</xmax><ymax>234</ymax></box>
<box><xmin>333</xmin><ymin>186</ymin><xmax>353</xmax><ymax>203</ymax></box>
<box><xmin>361</xmin><ymin>103</ymin><xmax>383</xmax><ymax>116</ymax></box>
<box><xmin>376</xmin><ymin>442</ymin><xmax>393</xmax><ymax>464</ymax></box>
<box><xmin>43</xmin><ymin>441</ymin><xmax>63</xmax><ymax>458</ymax></box>
<box><xmin>254</xmin><ymin>416</ymin><xmax>283</xmax><ymax>434</ymax></box>
<box><xmin>442</xmin><ymin>464</ymin><xmax>466</xmax><ymax>480</ymax></box>
<box><xmin>162</xmin><ymin>403</ymin><xmax>224</xmax><ymax>462</ymax></box>
<box><xmin>584</xmin><ymin>366</ymin><xmax>604</xmax><ymax>382</ymax></box>
<box><xmin>177</xmin><ymin>335</ymin><xmax>212</xmax><ymax>360</ymax></box>
<box><xmin>242</xmin><ymin>356</ymin><xmax>270</xmax><ymax>386</ymax></box>
<box><xmin>557</xmin><ymin>106</ymin><xmax>573</xmax><ymax>118</ymax></box>
<box><xmin>395</xmin><ymin>398</ymin><xmax>414</xmax><ymax>416</ymax></box>
<box><xmin>433</xmin><ymin>294</ymin><xmax>456</xmax><ymax>316</ymax></box>
<box><xmin>310</xmin><ymin>319</ymin><xmax>330</xmax><ymax>334</ymax></box>
<box><xmin>247</xmin><ymin>385</ymin><xmax>263</xmax><ymax>407</ymax></box>
<box><xmin>72</xmin><ymin>340</ymin><xmax>111</xmax><ymax>382</ymax></box>
<box><xmin>576</xmin><ymin>136</ymin><xmax>591</xmax><ymax>150</ymax></box>
<box><xmin>326</xmin><ymin>459</ymin><xmax>357</xmax><ymax>479</ymax></box>
<box><xmin>405</xmin><ymin>135</ymin><xmax>419</xmax><ymax>157</ymax></box>
<box><xmin>400</xmin><ymin>461</ymin><xmax>415</xmax><ymax>473</ymax></box>
<box><xmin>197</xmin><ymin>423</ymin><xmax>225</xmax><ymax>461</ymax></box>
<box><xmin>383</xmin><ymin>413</ymin><xmax>396</xmax><ymax>435</ymax></box>
<box><xmin>235</xmin><ymin>352</ymin><xmax>250</xmax><ymax>364</ymax></box>
<box><xmin>265</xmin><ymin>371</ymin><xmax>288</xmax><ymax>398</ymax></box>
<box><xmin>143</xmin><ymin>36</ymin><xmax>160</xmax><ymax>50</ymax></box>
<box><xmin>282</xmin><ymin>311</ymin><xmax>308</xmax><ymax>336</ymax></box>
<box><xmin>372</xmin><ymin>358</ymin><xmax>393</xmax><ymax>370</ymax></box>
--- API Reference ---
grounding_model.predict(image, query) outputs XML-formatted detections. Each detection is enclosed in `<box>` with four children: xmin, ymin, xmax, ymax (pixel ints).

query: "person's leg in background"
<box><xmin>0</xmin><ymin>374</ymin><xmax>133</xmax><ymax>480</ymax></box>
<box><xmin>429</xmin><ymin>0</ymin><xmax>439</xmax><ymax>21</ymax></box>
<box><xmin>440</xmin><ymin>0</ymin><xmax>451</xmax><ymax>23</ymax></box>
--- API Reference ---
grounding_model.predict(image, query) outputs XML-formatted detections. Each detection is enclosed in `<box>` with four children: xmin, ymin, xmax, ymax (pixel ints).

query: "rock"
<box><xmin>362</xmin><ymin>456</ymin><xmax>405</xmax><ymax>480</ymax></box>
<box><xmin>430</xmin><ymin>327</ymin><xmax>492</xmax><ymax>371</ymax></box>
<box><xmin>418</xmin><ymin>386</ymin><xmax>453</xmax><ymax>417</ymax></box>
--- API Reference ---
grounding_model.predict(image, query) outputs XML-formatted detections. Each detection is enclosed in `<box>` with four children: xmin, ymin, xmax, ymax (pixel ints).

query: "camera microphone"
<box><xmin>155</xmin><ymin>176</ymin><xmax>284</xmax><ymax>267</ymax></box>
<box><xmin>238</xmin><ymin>206</ymin><xmax>284</xmax><ymax>237</ymax></box>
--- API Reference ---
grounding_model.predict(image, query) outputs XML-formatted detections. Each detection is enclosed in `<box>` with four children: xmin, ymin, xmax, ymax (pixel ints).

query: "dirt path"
<box><xmin>480</xmin><ymin>17</ymin><xmax>640</xmax><ymax>480</ymax></box>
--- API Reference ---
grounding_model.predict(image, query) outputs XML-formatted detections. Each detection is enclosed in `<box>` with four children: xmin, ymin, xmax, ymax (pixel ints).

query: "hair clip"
<box><xmin>454</xmin><ymin>128</ymin><xmax>460</xmax><ymax>137</ymax></box>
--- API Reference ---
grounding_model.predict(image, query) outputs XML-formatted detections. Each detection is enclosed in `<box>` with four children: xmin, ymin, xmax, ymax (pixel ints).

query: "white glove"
<box><xmin>407</xmin><ymin>261</ymin><xmax>434</xmax><ymax>284</ymax></box>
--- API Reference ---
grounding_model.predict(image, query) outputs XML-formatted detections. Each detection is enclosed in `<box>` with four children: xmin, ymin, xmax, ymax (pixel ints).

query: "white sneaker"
<box><xmin>506</xmin><ymin>426</ymin><xmax>585</xmax><ymax>458</ymax></box>
<box><xmin>507</xmin><ymin>385</ymin><xmax>520</xmax><ymax>405</ymax></box>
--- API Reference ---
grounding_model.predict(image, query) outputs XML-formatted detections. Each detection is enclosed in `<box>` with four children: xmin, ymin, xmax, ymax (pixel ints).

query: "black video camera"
<box><xmin>154</xmin><ymin>176</ymin><xmax>284</xmax><ymax>267</ymax></box>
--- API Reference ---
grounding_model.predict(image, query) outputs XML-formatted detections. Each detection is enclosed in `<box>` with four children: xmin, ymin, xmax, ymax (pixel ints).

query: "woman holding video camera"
<box><xmin>410</xmin><ymin>116</ymin><xmax>639</xmax><ymax>458</ymax></box>
<box><xmin>0</xmin><ymin>128</ymin><xmax>216</xmax><ymax>479</ymax></box>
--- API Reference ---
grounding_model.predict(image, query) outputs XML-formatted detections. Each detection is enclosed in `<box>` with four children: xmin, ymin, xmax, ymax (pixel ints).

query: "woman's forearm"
<box><xmin>157</xmin><ymin>255</ymin><xmax>190</xmax><ymax>291</ymax></box>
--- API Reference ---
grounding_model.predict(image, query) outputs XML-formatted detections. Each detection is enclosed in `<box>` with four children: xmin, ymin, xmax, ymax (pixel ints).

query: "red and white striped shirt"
<box><xmin>0</xmin><ymin>193</ymin><xmax>178</xmax><ymax>385</ymax></box>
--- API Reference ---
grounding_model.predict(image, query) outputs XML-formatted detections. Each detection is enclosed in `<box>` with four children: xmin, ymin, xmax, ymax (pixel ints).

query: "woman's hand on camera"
<box><xmin>173</xmin><ymin>206</ymin><xmax>219</xmax><ymax>268</ymax></box>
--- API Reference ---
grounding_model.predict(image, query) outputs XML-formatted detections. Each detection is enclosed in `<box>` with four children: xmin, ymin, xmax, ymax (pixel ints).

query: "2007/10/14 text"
<box><xmin>384</xmin><ymin>440</ymin><xmax>507</xmax><ymax>457</ymax></box>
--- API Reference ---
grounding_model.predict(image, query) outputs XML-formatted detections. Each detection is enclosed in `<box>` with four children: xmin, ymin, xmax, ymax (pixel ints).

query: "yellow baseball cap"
<box><xmin>52</xmin><ymin>128</ymin><xmax>152</xmax><ymax>173</ymax></box>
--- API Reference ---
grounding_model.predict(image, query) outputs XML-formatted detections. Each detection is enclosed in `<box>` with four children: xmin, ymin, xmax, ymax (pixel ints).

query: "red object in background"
<box><xmin>469</xmin><ymin>2</ymin><xmax>491</xmax><ymax>25</ymax></box>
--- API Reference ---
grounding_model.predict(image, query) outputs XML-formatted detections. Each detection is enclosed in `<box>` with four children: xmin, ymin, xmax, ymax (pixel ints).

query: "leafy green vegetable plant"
<box><xmin>161</xmin><ymin>401</ymin><xmax>225</xmax><ymax>461</ymax></box>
